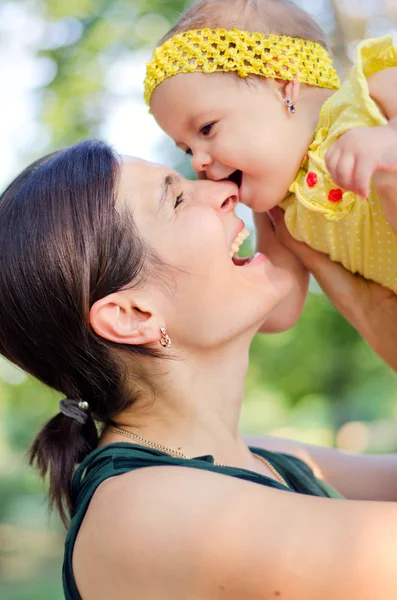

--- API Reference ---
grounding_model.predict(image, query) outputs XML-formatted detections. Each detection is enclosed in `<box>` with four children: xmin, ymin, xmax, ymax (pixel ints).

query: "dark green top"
<box><xmin>63</xmin><ymin>442</ymin><xmax>342</xmax><ymax>599</ymax></box>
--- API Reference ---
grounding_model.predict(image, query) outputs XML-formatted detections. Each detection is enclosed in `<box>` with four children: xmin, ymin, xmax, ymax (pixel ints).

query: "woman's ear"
<box><xmin>89</xmin><ymin>291</ymin><xmax>163</xmax><ymax>346</ymax></box>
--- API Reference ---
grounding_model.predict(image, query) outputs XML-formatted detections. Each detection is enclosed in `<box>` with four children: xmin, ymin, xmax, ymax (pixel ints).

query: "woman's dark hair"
<box><xmin>0</xmin><ymin>140</ymin><xmax>159</xmax><ymax>525</ymax></box>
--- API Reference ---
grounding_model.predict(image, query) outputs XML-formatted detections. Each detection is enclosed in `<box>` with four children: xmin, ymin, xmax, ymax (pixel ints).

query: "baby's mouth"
<box><xmin>226</xmin><ymin>170</ymin><xmax>243</xmax><ymax>187</ymax></box>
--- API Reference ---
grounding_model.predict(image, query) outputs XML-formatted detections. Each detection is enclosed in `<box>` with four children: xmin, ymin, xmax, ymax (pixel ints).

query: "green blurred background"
<box><xmin>1</xmin><ymin>0</ymin><xmax>397</xmax><ymax>598</ymax></box>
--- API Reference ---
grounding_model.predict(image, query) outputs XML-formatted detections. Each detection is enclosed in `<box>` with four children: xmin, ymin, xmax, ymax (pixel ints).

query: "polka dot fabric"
<box><xmin>280</xmin><ymin>36</ymin><xmax>397</xmax><ymax>293</ymax></box>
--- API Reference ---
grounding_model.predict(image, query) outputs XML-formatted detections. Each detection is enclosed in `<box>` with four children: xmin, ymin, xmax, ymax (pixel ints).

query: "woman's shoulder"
<box><xmin>72</xmin><ymin>455</ymin><xmax>397</xmax><ymax>600</ymax></box>
<box><xmin>71</xmin><ymin>462</ymin><xmax>297</xmax><ymax>598</ymax></box>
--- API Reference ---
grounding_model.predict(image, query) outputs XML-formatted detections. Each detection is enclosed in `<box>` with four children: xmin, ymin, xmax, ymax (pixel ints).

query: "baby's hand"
<box><xmin>325</xmin><ymin>125</ymin><xmax>397</xmax><ymax>198</ymax></box>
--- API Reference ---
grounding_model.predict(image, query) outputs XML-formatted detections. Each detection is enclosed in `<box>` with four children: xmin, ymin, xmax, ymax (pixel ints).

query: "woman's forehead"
<box><xmin>120</xmin><ymin>155</ymin><xmax>152</xmax><ymax>166</ymax></box>
<box><xmin>119</xmin><ymin>156</ymin><xmax>175</xmax><ymax>180</ymax></box>
<box><xmin>117</xmin><ymin>157</ymin><xmax>179</xmax><ymax>210</ymax></box>
<box><xmin>120</xmin><ymin>155</ymin><xmax>176</xmax><ymax>173</ymax></box>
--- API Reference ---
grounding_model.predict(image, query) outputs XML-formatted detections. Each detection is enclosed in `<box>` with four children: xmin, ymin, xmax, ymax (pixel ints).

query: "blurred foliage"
<box><xmin>1</xmin><ymin>0</ymin><xmax>397</xmax><ymax>598</ymax></box>
<box><xmin>31</xmin><ymin>0</ymin><xmax>188</xmax><ymax>146</ymax></box>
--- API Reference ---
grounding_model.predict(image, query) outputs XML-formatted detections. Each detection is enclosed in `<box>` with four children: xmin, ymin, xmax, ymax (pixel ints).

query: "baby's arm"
<box><xmin>325</xmin><ymin>67</ymin><xmax>397</xmax><ymax>228</ymax></box>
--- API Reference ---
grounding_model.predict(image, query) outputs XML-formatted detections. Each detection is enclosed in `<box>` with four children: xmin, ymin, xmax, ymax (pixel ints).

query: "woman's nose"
<box><xmin>196</xmin><ymin>180</ymin><xmax>239</xmax><ymax>214</ymax></box>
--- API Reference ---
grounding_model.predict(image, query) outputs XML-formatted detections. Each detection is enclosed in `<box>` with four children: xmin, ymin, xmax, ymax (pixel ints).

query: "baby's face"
<box><xmin>150</xmin><ymin>71</ymin><xmax>308</xmax><ymax>212</ymax></box>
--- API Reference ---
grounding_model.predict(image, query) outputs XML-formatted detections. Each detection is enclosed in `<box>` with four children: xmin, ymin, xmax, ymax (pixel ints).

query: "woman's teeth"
<box><xmin>229</xmin><ymin>228</ymin><xmax>250</xmax><ymax>257</ymax></box>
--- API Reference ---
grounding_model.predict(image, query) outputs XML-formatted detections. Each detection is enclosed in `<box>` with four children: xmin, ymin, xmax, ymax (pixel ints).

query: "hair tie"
<box><xmin>59</xmin><ymin>398</ymin><xmax>90</xmax><ymax>425</ymax></box>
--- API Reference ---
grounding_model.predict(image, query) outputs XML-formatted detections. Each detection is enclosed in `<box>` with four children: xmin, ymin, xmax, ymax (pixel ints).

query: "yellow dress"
<box><xmin>281</xmin><ymin>36</ymin><xmax>397</xmax><ymax>293</ymax></box>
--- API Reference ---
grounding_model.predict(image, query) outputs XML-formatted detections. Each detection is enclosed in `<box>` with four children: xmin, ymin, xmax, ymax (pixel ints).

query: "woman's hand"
<box><xmin>254</xmin><ymin>212</ymin><xmax>310</xmax><ymax>333</ymax></box>
<box><xmin>269</xmin><ymin>207</ymin><xmax>397</xmax><ymax>372</ymax></box>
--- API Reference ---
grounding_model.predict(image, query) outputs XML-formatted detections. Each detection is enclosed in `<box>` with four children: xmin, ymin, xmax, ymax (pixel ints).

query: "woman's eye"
<box><xmin>174</xmin><ymin>193</ymin><xmax>184</xmax><ymax>208</ymax></box>
<box><xmin>200</xmin><ymin>123</ymin><xmax>214</xmax><ymax>136</ymax></box>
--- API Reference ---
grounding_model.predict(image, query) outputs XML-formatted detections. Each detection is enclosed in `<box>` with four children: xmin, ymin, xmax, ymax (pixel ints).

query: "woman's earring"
<box><xmin>159</xmin><ymin>327</ymin><xmax>172</xmax><ymax>348</ymax></box>
<box><xmin>286</xmin><ymin>99</ymin><xmax>296</xmax><ymax>114</ymax></box>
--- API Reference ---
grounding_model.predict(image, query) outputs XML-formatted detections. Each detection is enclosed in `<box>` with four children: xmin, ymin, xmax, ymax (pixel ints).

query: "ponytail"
<box><xmin>29</xmin><ymin>411</ymin><xmax>98</xmax><ymax>526</ymax></box>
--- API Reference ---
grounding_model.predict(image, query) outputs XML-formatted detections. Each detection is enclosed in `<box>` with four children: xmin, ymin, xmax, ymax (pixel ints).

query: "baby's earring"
<box><xmin>159</xmin><ymin>327</ymin><xmax>172</xmax><ymax>348</ymax></box>
<box><xmin>286</xmin><ymin>99</ymin><xmax>296</xmax><ymax>114</ymax></box>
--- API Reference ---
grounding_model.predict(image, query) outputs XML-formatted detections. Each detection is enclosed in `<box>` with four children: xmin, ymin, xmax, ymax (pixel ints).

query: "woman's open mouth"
<box><xmin>229</xmin><ymin>226</ymin><xmax>266</xmax><ymax>267</ymax></box>
<box><xmin>229</xmin><ymin>228</ymin><xmax>255</xmax><ymax>266</ymax></box>
<box><xmin>229</xmin><ymin>227</ymin><xmax>250</xmax><ymax>258</ymax></box>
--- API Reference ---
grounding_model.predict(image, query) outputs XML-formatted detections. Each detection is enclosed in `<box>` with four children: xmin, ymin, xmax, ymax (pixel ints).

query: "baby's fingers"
<box><xmin>329</xmin><ymin>153</ymin><xmax>356</xmax><ymax>192</ymax></box>
<box><xmin>325</xmin><ymin>145</ymin><xmax>342</xmax><ymax>181</ymax></box>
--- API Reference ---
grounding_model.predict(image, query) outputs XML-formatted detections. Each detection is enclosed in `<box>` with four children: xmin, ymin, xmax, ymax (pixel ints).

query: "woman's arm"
<box><xmin>252</xmin><ymin>211</ymin><xmax>397</xmax><ymax>502</ymax></box>
<box><xmin>245</xmin><ymin>434</ymin><xmax>397</xmax><ymax>502</ymax></box>
<box><xmin>76</xmin><ymin>465</ymin><xmax>397</xmax><ymax>600</ymax></box>
<box><xmin>254</xmin><ymin>211</ymin><xmax>310</xmax><ymax>333</ymax></box>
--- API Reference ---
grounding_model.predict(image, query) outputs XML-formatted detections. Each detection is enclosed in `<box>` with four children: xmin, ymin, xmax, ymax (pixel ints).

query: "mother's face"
<box><xmin>116</xmin><ymin>158</ymin><xmax>294</xmax><ymax>348</ymax></box>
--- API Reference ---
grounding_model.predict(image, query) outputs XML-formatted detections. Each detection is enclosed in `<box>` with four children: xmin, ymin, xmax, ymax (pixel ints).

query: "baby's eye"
<box><xmin>200</xmin><ymin>123</ymin><xmax>214</xmax><ymax>136</ymax></box>
<box><xmin>174</xmin><ymin>192</ymin><xmax>184</xmax><ymax>209</ymax></box>
<box><xmin>185</xmin><ymin>148</ymin><xmax>192</xmax><ymax>156</ymax></box>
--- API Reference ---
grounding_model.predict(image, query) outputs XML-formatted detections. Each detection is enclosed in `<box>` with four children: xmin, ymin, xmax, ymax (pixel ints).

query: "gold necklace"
<box><xmin>110</xmin><ymin>425</ymin><xmax>289</xmax><ymax>488</ymax></box>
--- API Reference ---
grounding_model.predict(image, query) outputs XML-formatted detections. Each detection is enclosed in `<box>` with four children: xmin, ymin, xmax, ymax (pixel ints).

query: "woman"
<box><xmin>1</xmin><ymin>140</ymin><xmax>397</xmax><ymax>600</ymax></box>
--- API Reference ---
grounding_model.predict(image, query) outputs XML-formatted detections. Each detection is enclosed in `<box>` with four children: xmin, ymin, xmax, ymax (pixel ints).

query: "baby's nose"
<box><xmin>191</xmin><ymin>150</ymin><xmax>212</xmax><ymax>174</ymax></box>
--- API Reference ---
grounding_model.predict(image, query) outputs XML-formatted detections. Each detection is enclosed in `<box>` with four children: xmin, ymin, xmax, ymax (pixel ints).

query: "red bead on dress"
<box><xmin>328</xmin><ymin>188</ymin><xmax>343</xmax><ymax>203</ymax></box>
<box><xmin>306</xmin><ymin>172</ymin><xmax>317</xmax><ymax>188</ymax></box>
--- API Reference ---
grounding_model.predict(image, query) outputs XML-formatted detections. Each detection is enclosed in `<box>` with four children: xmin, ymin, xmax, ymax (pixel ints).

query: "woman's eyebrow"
<box><xmin>159</xmin><ymin>174</ymin><xmax>179</xmax><ymax>207</ymax></box>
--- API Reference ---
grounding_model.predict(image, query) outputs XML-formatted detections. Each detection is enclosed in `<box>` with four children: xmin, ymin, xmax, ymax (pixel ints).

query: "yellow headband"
<box><xmin>144</xmin><ymin>28</ymin><xmax>340</xmax><ymax>105</ymax></box>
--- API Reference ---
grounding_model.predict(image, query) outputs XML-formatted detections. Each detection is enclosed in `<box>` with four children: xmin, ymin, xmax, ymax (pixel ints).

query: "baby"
<box><xmin>144</xmin><ymin>0</ymin><xmax>397</xmax><ymax>304</ymax></box>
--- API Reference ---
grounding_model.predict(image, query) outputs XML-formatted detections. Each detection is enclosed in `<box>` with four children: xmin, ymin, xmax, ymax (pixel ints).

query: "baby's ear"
<box><xmin>275</xmin><ymin>79</ymin><xmax>301</xmax><ymax>105</ymax></box>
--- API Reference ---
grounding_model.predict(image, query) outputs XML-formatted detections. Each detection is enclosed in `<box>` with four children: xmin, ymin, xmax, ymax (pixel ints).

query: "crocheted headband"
<box><xmin>144</xmin><ymin>28</ymin><xmax>340</xmax><ymax>105</ymax></box>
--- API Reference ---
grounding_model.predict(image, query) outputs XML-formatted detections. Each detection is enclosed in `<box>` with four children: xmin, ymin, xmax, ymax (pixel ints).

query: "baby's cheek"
<box><xmin>253</xmin><ymin>201</ymin><xmax>278</xmax><ymax>214</ymax></box>
<box><xmin>257</xmin><ymin>175</ymin><xmax>290</xmax><ymax>209</ymax></box>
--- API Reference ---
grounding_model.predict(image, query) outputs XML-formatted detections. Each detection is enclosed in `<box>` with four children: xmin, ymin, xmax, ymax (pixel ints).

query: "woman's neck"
<box><xmin>107</xmin><ymin>339</ymin><xmax>253</xmax><ymax>465</ymax></box>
